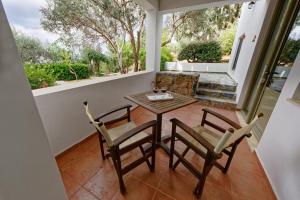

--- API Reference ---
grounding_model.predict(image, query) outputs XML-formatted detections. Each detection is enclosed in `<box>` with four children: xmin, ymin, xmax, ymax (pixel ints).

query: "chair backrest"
<box><xmin>214</xmin><ymin>114</ymin><xmax>263</xmax><ymax>154</ymax></box>
<box><xmin>83</xmin><ymin>102</ymin><xmax>113</xmax><ymax>147</ymax></box>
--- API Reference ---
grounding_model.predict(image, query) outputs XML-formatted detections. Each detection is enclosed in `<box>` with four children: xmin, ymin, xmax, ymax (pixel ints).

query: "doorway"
<box><xmin>242</xmin><ymin>0</ymin><xmax>300</xmax><ymax>142</ymax></box>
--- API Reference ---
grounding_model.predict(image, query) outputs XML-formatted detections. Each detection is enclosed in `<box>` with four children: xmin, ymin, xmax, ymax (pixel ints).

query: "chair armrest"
<box><xmin>202</xmin><ymin>108</ymin><xmax>241</xmax><ymax>129</ymax></box>
<box><xmin>94</xmin><ymin>104</ymin><xmax>132</xmax><ymax>122</ymax></box>
<box><xmin>170</xmin><ymin>118</ymin><xmax>217</xmax><ymax>156</ymax></box>
<box><xmin>113</xmin><ymin>120</ymin><xmax>157</xmax><ymax>146</ymax></box>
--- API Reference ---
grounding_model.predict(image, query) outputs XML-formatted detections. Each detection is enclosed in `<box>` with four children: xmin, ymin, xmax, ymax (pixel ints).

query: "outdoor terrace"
<box><xmin>57</xmin><ymin>104</ymin><xmax>276</xmax><ymax>200</ymax></box>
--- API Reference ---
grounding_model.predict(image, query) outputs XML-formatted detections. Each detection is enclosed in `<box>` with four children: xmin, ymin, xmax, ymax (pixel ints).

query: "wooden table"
<box><xmin>125</xmin><ymin>91</ymin><xmax>197</xmax><ymax>154</ymax></box>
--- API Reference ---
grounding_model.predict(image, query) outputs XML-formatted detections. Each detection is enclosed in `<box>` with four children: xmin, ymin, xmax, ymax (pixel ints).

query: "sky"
<box><xmin>2</xmin><ymin>0</ymin><xmax>300</xmax><ymax>44</ymax></box>
<box><xmin>2</xmin><ymin>0</ymin><xmax>59</xmax><ymax>43</ymax></box>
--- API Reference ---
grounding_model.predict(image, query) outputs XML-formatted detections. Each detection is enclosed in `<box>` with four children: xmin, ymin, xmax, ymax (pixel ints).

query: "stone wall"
<box><xmin>155</xmin><ymin>72</ymin><xmax>199</xmax><ymax>96</ymax></box>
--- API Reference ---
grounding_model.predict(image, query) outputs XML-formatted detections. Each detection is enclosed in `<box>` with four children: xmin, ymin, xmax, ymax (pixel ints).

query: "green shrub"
<box><xmin>219</xmin><ymin>25</ymin><xmax>237</xmax><ymax>56</ymax></box>
<box><xmin>278</xmin><ymin>39</ymin><xmax>300</xmax><ymax>65</ymax></box>
<box><xmin>41</xmin><ymin>63</ymin><xmax>90</xmax><ymax>80</ymax></box>
<box><xmin>160</xmin><ymin>47</ymin><xmax>173</xmax><ymax>71</ymax></box>
<box><xmin>178</xmin><ymin>41</ymin><xmax>222</xmax><ymax>63</ymax></box>
<box><xmin>24</xmin><ymin>65</ymin><xmax>55</xmax><ymax>89</ymax></box>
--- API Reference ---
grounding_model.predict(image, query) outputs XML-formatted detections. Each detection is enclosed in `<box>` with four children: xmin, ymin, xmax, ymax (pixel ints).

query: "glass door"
<box><xmin>252</xmin><ymin>10</ymin><xmax>300</xmax><ymax>140</ymax></box>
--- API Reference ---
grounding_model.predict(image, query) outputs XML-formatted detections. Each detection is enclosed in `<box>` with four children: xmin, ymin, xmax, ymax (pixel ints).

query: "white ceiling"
<box><xmin>135</xmin><ymin>0</ymin><xmax>250</xmax><ymax>13</ymax></box>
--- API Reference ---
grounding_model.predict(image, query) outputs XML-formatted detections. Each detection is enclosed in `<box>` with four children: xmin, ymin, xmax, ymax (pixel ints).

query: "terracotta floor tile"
<box><xmin>201</xmin><ymin>180</ymin><xmax>233</xmax><ymax>200</ymax></box>
<box><xmin>60</xmin><ymin>172</ymin><xmax>81</xmax><ymax>198</ymax></box>
<box><xmin>130</xmin><ymin>158</ymin><xmax>169</xmax><ymax>189</ymax></box>
<box><xmin>111</xmin><ymin>176</ymin><xmax>156</xmax><ymax>200</ymax></box>
<box><xmin>57</xmin><ymin>105</ymin><xmax>276</xmax><ymax>200</ymax></box>
<box><xmin>63</xmin><ymin>153</ymin><xmax>102</xmax><ymax>185</ymax></box>
<box><xmin>158</xmin><ymin>169</ymin><xmax>197</xmax><ymax>200</ymax></box>
<box><xmin>70</xmin><ymin>188</ymin><xmax>99</xmax><ymax>200</ymax></box>
<box><xmin>83</xmin><ymin>161</ymin><xmax>119</xmax><ymax>200</ymax></box>
<box><xmin>152</xmin><ymin>191</ymin><xmax>175</xmax><ymax>200</ymax></box>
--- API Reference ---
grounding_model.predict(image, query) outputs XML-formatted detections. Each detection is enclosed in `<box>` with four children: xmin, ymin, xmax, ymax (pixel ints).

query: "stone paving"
<box><xmin>198</xmin><ymin>73</ymin><xmax>237</xmax><ymax>87</ymax></box>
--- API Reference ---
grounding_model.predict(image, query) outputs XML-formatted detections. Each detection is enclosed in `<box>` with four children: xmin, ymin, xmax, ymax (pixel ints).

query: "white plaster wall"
<box><xmin>165</xmin><ymin>62</ymin><xmax>229</xmax><ymax>72</ymax></box>
<box><xmin>228</xmin><ymin>0</ymin><xmax>271</xmax><ymax>105</ymax></box>
<box><xmin>34</xmin><ymin>72</ymin><xmax>155</xmax><ymax>155</ymax></box>
<box><xmin>0</xmin><ymin>1</ymin><xmax>67</xmax><ymax>199</ymax></box>
<box><xmin>257</xmin><ymin>53</ymin><xmax>300</xmax><ymax>200</ymax></box>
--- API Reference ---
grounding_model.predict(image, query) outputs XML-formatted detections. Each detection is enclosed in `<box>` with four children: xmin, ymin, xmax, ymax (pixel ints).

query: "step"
<box><xmin>197</xmin><ymin>82</ymin><xmax>237</xmax><ymax>92</ymax></box>
<box><xmin>195</xmin><ymin>95</ymin><xmax>237</xmax><ymax>110</ymax></box>
<box><xmin>196</xmin><ymin>88</ymin><xmax>236</xmax><ymax>100</ymax></box>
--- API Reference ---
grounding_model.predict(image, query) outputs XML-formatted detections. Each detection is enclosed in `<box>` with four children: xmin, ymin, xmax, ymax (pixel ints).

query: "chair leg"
<box><xmin>194</xmin><ymin>154</ymin><xmax>215</xmax><ymax>199</ymax></box>
<box><xmin>151</xmin><ymin>128</ymin><xmax>156</xmax><ymax>172</ymax></box>
<box><xmin>139</xmin><ymin>146</ymin><xmax>152</xmax><ymax>171</ymax></box>
<box><xmin>98</xmin><ymin>132</ymin><xmax>106</xmax><ymax>160</ymax></box>
<box><xmin>223</xmin><ymin>143</ymin><xmax>238</xmax><ymax>174</ymax></box>
<box><xmin>172</xmin><ymin>146</ymin><xmax>190</xmax><ymax>170</ymax></box>
<box><xmin>111</xmin><ymin>149</ymin><xmax>126</xmax><ymax>194</ymax></box>
<box><xmin>169</xmin><ymin>122</ymin><xmax>176</xmax><ymax>169</ymax></box>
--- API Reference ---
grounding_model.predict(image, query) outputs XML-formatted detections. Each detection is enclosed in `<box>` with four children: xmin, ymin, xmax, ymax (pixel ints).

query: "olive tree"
<box><xmin>41</xmin><ymin>0</ymin><xmax>146</xmax><ymax>73</ymax></box>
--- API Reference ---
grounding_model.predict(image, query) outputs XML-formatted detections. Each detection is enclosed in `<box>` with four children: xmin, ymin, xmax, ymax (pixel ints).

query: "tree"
<box><xmin>41</xmin><ymin>0</ymin><xmax>146</xmax><ymax>73</ymax></box>
<box><xmin>13</xmin><ymin>31</ymin><xmax>47</xmax><ymax>63</ymax></box>
<box><xmin>162</xmin><ymin>4</ymin><xmax>241</xmax><ymax>46</ymax></box>
<box><xmin>83</xmin><ymin>48</ymin><xmax>107</xmax><ymax>75</ymax></box>
<box><xmin>178</xmin><ymin>41</ymin><xmax>222</xmax><ymax>63</ymax></box>
<box><xmin>278</xmin><ymin>39</ymin><xmax>300</xmax><ymax>65</ymax></box>
<box><xmin>219</xmin><ymin>25</ymin><xmax>237</xmax><ymax>55</ymax></box>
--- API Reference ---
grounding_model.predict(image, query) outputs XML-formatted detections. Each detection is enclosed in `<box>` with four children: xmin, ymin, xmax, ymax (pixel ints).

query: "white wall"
<box><xmin>34</xmin><ymin>72</ymin><xmax>155</xmax><ymax>155</ymax></box>
<box><xmin>0</xmin><ymin>1</ymin><xmax>67</xmax><ymax>199</ymax></box>
<box><xmin>229</xmin><ymin>0</ymin><xmax>272</xmax><ymax>105</ymax></box>
<box><xmin>257</xmin><ymin>53</ymin><xmax>300</xmax><ymax>200</ymax></box>
<box><xmin>165</xmin><ymin>62</ymin><xmax>229</xmax><ymax>73</ymax></box>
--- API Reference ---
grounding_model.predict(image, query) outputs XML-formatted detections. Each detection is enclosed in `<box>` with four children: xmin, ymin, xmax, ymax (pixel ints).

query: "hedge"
<box><xmin>42</xmin><ymin>63</ymin><xmax>90</xmax><ymax>80</ymax></box>
<box><xmin>24</xmin><ymin>63</ymin><xmax>90</xmax><ymax>89</ymax></box>
<box><xmin>178</xmin><ymin>41</ymin><xmax>222</xmax><ymax>63</ymax></box>
<box><xmin>160</xmin><ymin>47</ymin><xmax>173</xmax><ymax>71</ymax></box>
<box><xmin>24</xmin><ymin>65</ymin><xmax>55</xmax><ymax>89</ymax></box>
<box><xmin>278</xmin><ymin>39</ymin><xmax>300</xmax><ymax>65</ymax></box>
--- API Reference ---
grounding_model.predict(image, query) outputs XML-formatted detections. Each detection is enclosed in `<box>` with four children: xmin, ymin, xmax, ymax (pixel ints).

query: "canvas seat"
<box><xmin>108</xmin><ymin>121</ymin><xmax>149</xmax><ymax>149</ymax></box>
<box><xmin>83</xmin><ymin>101</ymin><xmax>157</xmax><ymax>194</ymax></box>
<box><xmin>178</xmin><ymin>125</ymin><xmax>223</xmax><ymax>152</ymax></box>
<box><xmin>169</xmin><ymin>108</ymin><xmax>263</xmax><ymax>199</ymax></box>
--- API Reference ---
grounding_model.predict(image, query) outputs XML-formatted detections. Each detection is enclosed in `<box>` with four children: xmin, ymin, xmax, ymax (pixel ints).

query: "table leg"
<box><xmin>156</xmin><ymin>114</ymin><xmax>162</xmax><ymax>142</ymax></box>
<box><xmin>156</xmin><ymin>114</ymin><xmax>170</xmax><ymax>154</ymax></box>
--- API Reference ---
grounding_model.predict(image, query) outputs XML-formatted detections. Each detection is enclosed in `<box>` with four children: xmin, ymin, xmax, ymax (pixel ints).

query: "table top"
<box><xmin>125</xmin><ymin>91</ymin><xmax>197</xmax><ymax>115</ymax></box>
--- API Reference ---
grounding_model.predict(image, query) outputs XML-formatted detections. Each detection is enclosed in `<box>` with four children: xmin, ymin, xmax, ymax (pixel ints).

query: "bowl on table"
<box><xmin>160</xmin><ymin>88</ymin><xmax>167</xmax><ymax>93</ymax></box>
<box><xmin>153</xmin><ymin>88</ymin><xmax>159</xmax><ymax>93</ymax></box>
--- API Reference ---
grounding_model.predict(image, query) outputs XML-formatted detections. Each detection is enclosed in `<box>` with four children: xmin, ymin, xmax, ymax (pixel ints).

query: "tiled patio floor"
<box><xmin>56</xmin><ymin>103</ymin><xmax>276</xmax><ymax>200</ymax></box>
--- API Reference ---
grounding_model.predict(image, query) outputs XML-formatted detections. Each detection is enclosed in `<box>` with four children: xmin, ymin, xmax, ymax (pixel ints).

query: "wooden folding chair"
<box><xmin>83</xmin><ymin>101</ymin><xmax>157</xmax><ymax>193</ymax></box>
<box><xmin>169</xmin><ymin>108</ymin><xmax>263</xmax><ymax>198</ymax></box>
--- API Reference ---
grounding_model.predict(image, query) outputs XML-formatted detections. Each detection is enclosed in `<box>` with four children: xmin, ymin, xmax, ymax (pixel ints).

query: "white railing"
<box><xmin>165</xmin><ymin>62</ymin><xmax>229</xmax><ymax>73</ymax></box>
<box><xmin>34</xmin><ymin>71</ymin><xmax>155</xmax><ymax>155</ymax></box>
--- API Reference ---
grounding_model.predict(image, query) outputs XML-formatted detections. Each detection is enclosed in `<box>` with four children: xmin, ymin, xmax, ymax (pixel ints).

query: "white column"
<box><xmin>0</xmin><ymin>1</ymin><xmax>67</xmax><ymax>200</ymax></box>
<box><xmin>146</xmin><ymin>9</ymin><xmax>163</xmax><ymax>72</ymax></box>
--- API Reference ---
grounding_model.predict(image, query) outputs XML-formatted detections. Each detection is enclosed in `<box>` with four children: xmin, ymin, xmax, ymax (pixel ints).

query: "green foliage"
<box><xmin>26</xmin><ymin>63</ymin><xmax>90</xmax><ymax>81</ymax></box>
<box><xmin>139</xmin><ymin>47</ymin><xmax>146</xmax><ymax>71</ymax></box>
<box><xmin>82</xmin><ymin>48</ymin><xmax>108</xmax><ymax>75</ymax></box>
<box><xmin>46</xmin><ymin>43</ymin><xmax>66</xmax><ymax>63</ymax></box>
<box><xmin>278</xmin><ymin>39</ymin><xmax>300</xmax><ymax>65</ymax></box>
<box><xmin>163</xmin><ymin>4</ymin><xmax>241</xmax><ymax>46</ymax></box>
<box><xmin>43</xmin><ymin>63</ymin><xmax>90</xmax><ymax>80</ymax></box>
<box><xmin>160</xmin><ymin>47</ymin><xmax>173</xmax><ymax>71</ymax></box>
<box><xmin>219</xmin><ymin>25</ymin><xmax>237</xmax><ymax>55</ymax></box>
<box><xmin>122</xmin><ymin>43</ymin><xmax>135</xmax><ymax>72</ymax></box>
<box><xmin>41</xmin><ymin>0</ymin><xmax>146</xmax><ymax>72</ymax></box>
<box><xmin>24</xmin><ymin>65</ymin><xmax>55</xmax><ymax>89</ymax></box>
<box><xmin>178</xmin><ymin>41</ymin><xmax>222</xmax><ymax>63</ymax></box>
<box><xmin>13</xmin><ymin>31</ymin><xmax>48</xmax><ymax>63</ymax></box>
